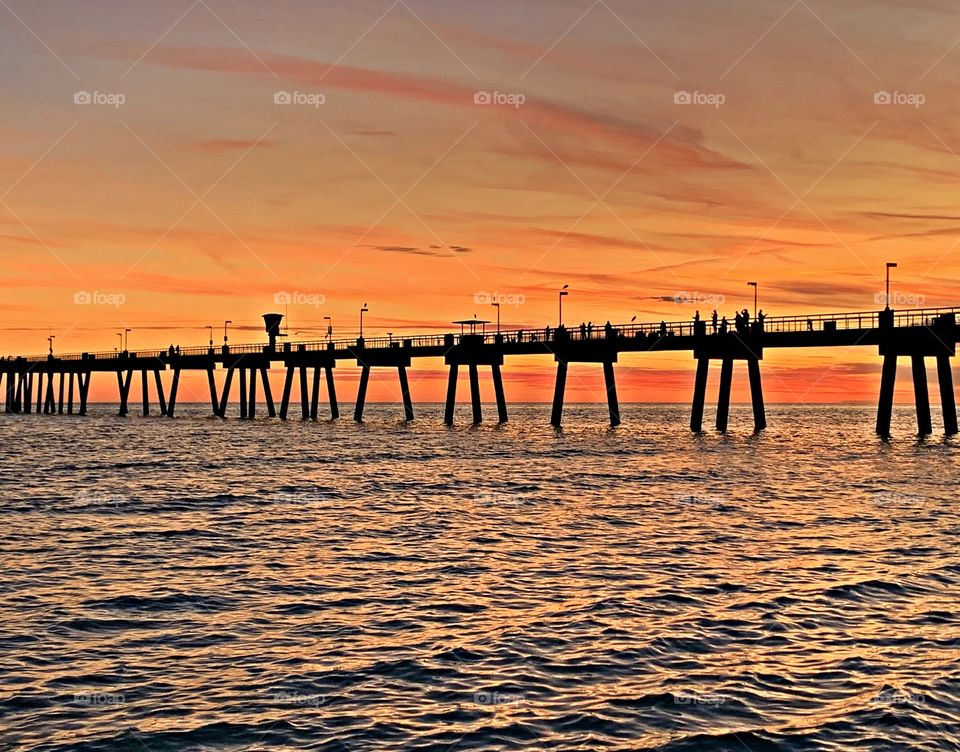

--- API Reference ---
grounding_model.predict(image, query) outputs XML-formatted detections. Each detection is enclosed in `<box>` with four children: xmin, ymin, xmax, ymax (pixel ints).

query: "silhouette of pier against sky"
<box><xmin>2</xmin><ymin>306</ymin><xmax>958</xmax><ymax>437</ymax></box>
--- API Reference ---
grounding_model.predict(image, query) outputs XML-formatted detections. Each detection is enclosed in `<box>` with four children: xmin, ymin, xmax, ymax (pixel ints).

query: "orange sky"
<box><xmin>2</xmin><ymin>1</ymin><xmax>960</xmax><ymax>402</ymax></box>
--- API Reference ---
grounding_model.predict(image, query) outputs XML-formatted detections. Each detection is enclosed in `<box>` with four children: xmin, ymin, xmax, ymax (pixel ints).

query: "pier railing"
<box><xmin>9</xmin><ymin>306</ymin><xmax>960</xmax><ymax>363</ymax></box>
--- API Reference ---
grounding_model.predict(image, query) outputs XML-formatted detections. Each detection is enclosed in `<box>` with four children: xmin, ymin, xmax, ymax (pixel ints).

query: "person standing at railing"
<box><xmin>757</xmin><ymin>310</ymin><xmax>765</xmax><ymax>331</ymax></box>
<box><xmin>712</xmin><ymin>309</ymin><xmax>718</xmax><ymax>334</ymax></box>
<box><xmin>720</xmin><ymin>316</ymin><xmax>728</xmax><ymax>334</ymax></box>
<box><xmin>580</xmin><ymin>322</ymin><xmax>587</xmax><ymax>339</ymax></box>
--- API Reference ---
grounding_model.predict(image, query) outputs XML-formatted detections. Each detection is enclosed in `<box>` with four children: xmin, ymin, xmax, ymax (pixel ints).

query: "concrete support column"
<box><xmin>354</xmin><ymin>365</ymin><xmax>371</xmax><ymax>422</ymax></box>
<box><xmin>238</xmin><ymin>367</ymin><xmax>248</xmax><ymax>419</ymax></box>
<box><xmin>78</xmin><ymin>373</ymin><xmax>90</xmax><ymax>416</ymax></box>
<box><xmin>716</xmin><ymin>358</ymin><xmax>733</xmax><ymax>432</ymax></box>
<box><xmin>117</xmin><ymin>370</ymin><xmax>132</xmax><ymax>417</ymax></box>
<box><xmin>936</xmin><ymin>355</ymin><xmax>957</xmax><ymax>435</ymax></box>
<box><xmin>67</xmin><ymin>372</ymin><xmax>75</xmax><ymax>414</ymax></box>
<box><xmin>876</xmin><ymin>354</ymin><xmax>897</xmax><ymax>436</ymax></box>
<box><xmin>691</xmin><ymin>358</ymin><xmax>709</xmax><ymax>432</ymax></box>
<box><xmin>154</xmin><ymin>370</ymin><xmax>167</xmax><ymax>416</ymax></box>
<box><xmin>326</xmin><ymin>367</ymin><xmax>339</xmax><ymax>419</ymax></box>
<box><xmin>747</xmin><ymin>358</ymin><xmax>766</xmax><ymax>432</ymax></box>
<box><xmin>491</xmin><ymin>364</ymin><xmax>507</xmax><ymax>424</ymax></box>
<box><xmin>310</xmin><ymin>366</ymin><xmax>321</xmax><ymax>420</ymax></box>
<box><xmin>279</xmin><ymin>367</ymin><xmax>294</xmax><ymax>420</ymax></box>
<box><xmin>58</xmin><ymin>372</ymin><xmax>65</xmax><ymax>414</ymax></box>
<box><xmin>550</xmin><ymin>361</ymin><xmax>568</xmax><ymax>428</ymax></box>
<box><xmin>206</xmin><ymin>368</ymin><xmax>218</xmax><ymax>416</ymax></box>
<box><xmin>260</xmin><ymin>368</ymin><xmax>276</xmax><ymax>418</ymax></box>
<box><xmin>168</xmin><ymin>369</ymin><xmax>181</xmax><ymax>417</ymax></box>
<box><xmin>298</xmin><ymin>366</ymin><xmax>309</xmax><ymax>420</ymax></box>
<box><xmin>24</xmin><ymin>373</ymin><xmax>33</xmax><ymax>414</ymax></box>
<box><xmin>468</xmin><ymin>364</ymin><xmax>482</xmax><ymax>424</ymax></box>
<box><xmin>218</xmin><ymin>367</ymin><xmax>234</xmax><ymax>418</ymax></box>
<box><xmin>248</xmin><ymin>368</ymin><xmax>257</xmax><ymax>419</ymax></box>
<box><xmin>912</xmin><ymin>355</ymin><xmax>932</xmax><ymax>436</ymax></box>
<box><xmin>398</xmin><ymin>365</ymin><xmax>414</xmax><ymax>421</ymax></box>
<box><xmin>603</xmin><ymin>360</ymin><xmax>620</xmax><ymax>427</ymax></box>
<box><xmin>444</xmin><ymin>363</ymin><xmax>458</xmax><ymax>426</ymax></box>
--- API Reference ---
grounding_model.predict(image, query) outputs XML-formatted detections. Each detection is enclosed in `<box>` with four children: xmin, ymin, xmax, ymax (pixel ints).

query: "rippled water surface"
<box><xmin>1</xmin><ymin>403</ymin><xmax>958</xmax><ymax>751</ymax></box>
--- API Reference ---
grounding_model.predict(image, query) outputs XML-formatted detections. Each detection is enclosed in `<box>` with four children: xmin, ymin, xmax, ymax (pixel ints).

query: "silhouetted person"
<box><xmin>545</xmin><ymin>326</ymin><xmax>551</xmax><ymax>341</ymax></box>
<box><xmin>605</xmin><ymin>321</ymin><xmax>613</xmax><ymax>338</ymax></box>
<box><xmin>711</xmin><ymin>309</ymin><xmax>718</xmax><ymax>333</ymax></box>
<box><xmin>580</xmin><ymin>322</ymin><xmax>587</xmax><ymax>339</ymax></box>
<box><xmin>694</xmin><ymin>310</ymin><xmax>701</xmax><ymax>323</ymax></box>
<box><xmin>807</xmin><ymin>318</ymin><xmax>813</xmax><ymax>331</ymax></box>
<box><xmin>659</xmin><ymin>320</ymin><xmax>667</xmax><ymax>337</ymax></box>
<box><xmin>720</xmin><ymin>316</ymin><xmax>728</xmax><ymax>334</ymax></box>
<box><xmin>517</xmin><ymin>329</ymin><xmax>523</xmax><ymax>342</ymax></box>
<box><xmin>757</xmin><ymin>310</ymin><xmax>765</xmax><ymax>330</ymax></box>
<box><xmin>587</xmin><ymin>321</ymin><xmax>593</xmax><ymax>337</ymax></box>
<box><xmin>168</xmin><ymin>345</ymin><xmax>175</xmax><ymax>357</ymax></box>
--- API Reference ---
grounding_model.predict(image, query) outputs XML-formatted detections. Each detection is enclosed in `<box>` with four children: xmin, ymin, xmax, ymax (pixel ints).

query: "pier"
<box><xmin>1</xmin><ymin>306</ymin><xmax>957</xmax><ymax>436</ymax></box>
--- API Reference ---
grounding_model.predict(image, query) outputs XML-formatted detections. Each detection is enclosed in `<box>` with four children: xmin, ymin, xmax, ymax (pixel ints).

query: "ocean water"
<box><xmin>1</xmin><ymin>403</ymin><xmax>958</xmax><ymax>751</ymax></box>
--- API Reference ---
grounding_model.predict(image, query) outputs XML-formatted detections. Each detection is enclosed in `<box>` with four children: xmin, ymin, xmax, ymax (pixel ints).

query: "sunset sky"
<box><xmin>3</xmin><ymin>0</ymin><xmax>960</xmax><ymax>403</ymax></box>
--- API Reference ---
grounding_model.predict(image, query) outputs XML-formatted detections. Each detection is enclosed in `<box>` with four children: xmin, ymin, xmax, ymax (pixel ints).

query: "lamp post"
<box><xmin>206</xmin><ymin>326</ymin><xmax>213</xmax><ymax>347</ymax></box>
<box><xmin>885</xmin><ymin>262</ymin><xmax>898</xmax><ymax>309</ymax></box>
<box><xmin>747</xmin><ymin>281</ymin><xmax>758</xmax><ymax>317</ymax></box>
<box><xmin>558</xmin><ymin>284</ymin><xmax>569</xmax><ymax>326</ymax></box>
<box><xmin>223</xmin><ymin>320</ymin><xmax>232</xmax><ymax>346</ymax></box>
<box><xmin>117</xmin><ymin>332</ymin><xmax>123</xmax><ymax>352</ymax></box>
<box><xmin>359</xmin><ymin>303</ymin><xmax>368</xmax><ymax>338</ymax></box>
<box><xmin>124</xmin><ymin>328</ymin><xmax>132</xmax><ymax>351</ymax></box>
<box><xmin>492</xmin><ymin>301</ymin><xmax>501</xmax><ymax>333</ymax></box>
<box><xmin>48</xmin><ymin>335</ymin><xmax>55</xmax><ymax>356</ymax></box>
<box><xmin>324</xmin><ymin>316</ymin><xmax>333</xmax><ymax>343</ymax></box>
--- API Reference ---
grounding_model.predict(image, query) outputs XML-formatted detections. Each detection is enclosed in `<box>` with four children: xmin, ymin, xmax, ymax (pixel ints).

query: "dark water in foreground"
<box><xmin>1</xmin><ymin>403</ymin><xmax>958</xmax><ymax>751</ymax></box>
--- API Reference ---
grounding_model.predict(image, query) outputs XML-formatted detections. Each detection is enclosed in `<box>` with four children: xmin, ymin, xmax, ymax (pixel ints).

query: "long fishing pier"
<box><xmin>1</xmin><ymin>306</ymin><xmax>957</xmax><ymax>436</ymax></box>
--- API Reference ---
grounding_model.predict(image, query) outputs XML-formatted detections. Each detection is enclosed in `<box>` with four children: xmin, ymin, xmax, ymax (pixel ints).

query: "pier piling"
<box><xmin>444</xmin><ymin>364</ymin><xmax>458</xmax><ymax>426</ymax></box>
<box><xmin>603</xmin><ymin>360</ymin><xmax>620</xmax><ymax>427</ymax></box>
<box><xmin>937</xmin><ymin>355</ymin><xmax>957</xmax><ymax>435</ymax></box>
<box><xmin>748</xmin><ymin>358</ymin><xmax>766</xmax><ymax>432</ymax></box>
<box><xmin>492</xmin><ymin>363</ymin><xmax>507</xmax><ymax>424</ymax></box>
<box><xmin>354</xmin><ymin>365</ymin><xmax>370</xmax><ymax>422</ymax></box>
<box><xmin>716</xmin><ymin>358</ymin><xmax>733</xmax><ymax>432</ymax></box>
<box><xmin>876</xmin><ymin>354</ymin><xmax>897</xmax><ymax>436</ymax></box>
<box><xmin>398</xmin><ymin>365</ymin><xmax>414</xmax><ymax>421</ymax></box>
<box><xmin>551</xmin><ymin>361</ymin><xmax>567</xmax><ymax>428</ymax></box>
<box><xmin>912</xmin><ymin>355</ymin><xmax>932</xmax><ymax>436</ymax></box>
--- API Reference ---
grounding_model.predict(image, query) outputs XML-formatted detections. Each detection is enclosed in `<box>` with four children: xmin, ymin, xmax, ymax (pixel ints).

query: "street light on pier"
<box><xmin>117</xmin><ymin>332</ymin><xmax>123</xmax><ymax>352</ymax></box>
<box><xmin>747</xmin><ymin>281</ymin><xmax>758</xmax><ymax>318</ymax></box>
<box><xmin>359</xmin><ymin>303</ymin><xmax>369</xmax><ymax>338</ymax></box>
<box><xmin>124</xmin><ymin>328</ymin><xmax>132</xmax><ymax>352</ymax></box>
<box><xmin>491</xmin><ymin>301</ymin><xmax>501</xmax><ymax>333</ymax></box>
<box><xmin>885</xmin><ymin>262</ymin><xmax>898</xmax><ymax>309</ymax></box>
<box><xmin>48</xmin><ymin>335</ymin><xmax>55</xmax><ymax>356</ymax></box>
<box><xmin>223</xmin><ymin>320</ymin><xmax>232</xmax><ymax>346</ymax></box>
<box><xmin>324</xmin><ymin>316</ymin><xmax>333</xmax><ymax>343</ymax></box>
<box><xmin>558</xmin><ymin>284</ymin><xmax>569</xmax><ymax>326</ymax></box>
<box><xmin>206</xmin><ymin>326</ymin><xmax>213</xmax><ymax>347</ymax></box>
